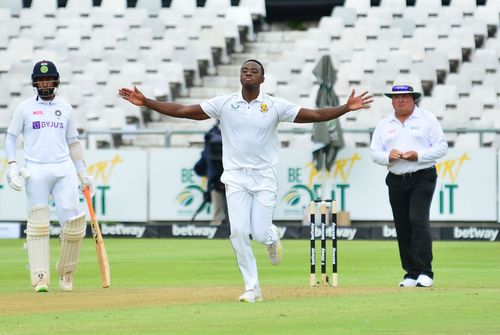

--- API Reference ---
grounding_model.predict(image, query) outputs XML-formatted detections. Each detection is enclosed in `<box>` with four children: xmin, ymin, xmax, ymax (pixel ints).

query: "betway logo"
<box><xmin>172</xmin><ymin>224</ymin><xmax>217</xmax><ymax>239</ymax></box>
<box><xmin>382</xmin><ymin>226</ymin><xmax>397</xmax><ymax>238</ymax></box>
<box><xmin>101</xmin><ymin>224</ymin><xmax>146</xmax><ymax>238</ymax></box>
<box><xmin>314</xmin><ymin>227</ymin><xmax>357</xmax><ymax>240</ymax></box>
<box><xmin>454</xmin><ymin>227</ymin><xmax>499</xmax><ymax>241</ymax></box>
<box><xmin>338</xmin><ymin>228</ymin><xmax>357</xmax><ymax>240</ymax></box>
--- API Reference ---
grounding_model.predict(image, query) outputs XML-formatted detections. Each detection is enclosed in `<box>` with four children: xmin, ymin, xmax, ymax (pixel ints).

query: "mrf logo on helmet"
<box><xmin>31</xmin><ymin>60</ymin><xmax>60</xmax><ymax>99</ymax></box>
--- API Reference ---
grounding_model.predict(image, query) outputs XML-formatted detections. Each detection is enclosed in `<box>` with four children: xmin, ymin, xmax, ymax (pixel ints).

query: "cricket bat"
<box><xmin>83</xmin><ymin>187</ymin><xmax>111</xmax><ymax>288</ymax></box>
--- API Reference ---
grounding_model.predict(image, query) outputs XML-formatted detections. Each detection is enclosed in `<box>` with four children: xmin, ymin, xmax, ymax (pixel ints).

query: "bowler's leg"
<box><xmin>226</xmin><ymin>189</ymin><xmax>259</xmax><ymax>292</ymax></box>
<box><xmin>250</xmin><ymin>191</ymin><xmax>282</xmax><ymax>265</ymax></box>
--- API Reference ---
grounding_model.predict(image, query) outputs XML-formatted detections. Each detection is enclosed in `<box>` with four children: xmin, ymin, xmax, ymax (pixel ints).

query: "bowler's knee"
<box><xmin>252</xmin><ymin>230</ymin><xmax>268</xmax><ymax>244</ymax></box>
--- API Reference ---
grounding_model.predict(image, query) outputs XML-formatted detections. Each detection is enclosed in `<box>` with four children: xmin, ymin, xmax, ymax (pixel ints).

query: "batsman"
<box><xmin>4</xmin><ymin>60</ymin><xmax>94</xmax><ymax>292</ymax></box>
<box><xmin>120</xmin><ymin>59</ymin><xmax>372</xmax><ymax>302</ymax></box>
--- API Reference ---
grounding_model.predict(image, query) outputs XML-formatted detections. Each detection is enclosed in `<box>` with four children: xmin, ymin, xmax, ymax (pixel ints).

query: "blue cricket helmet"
<box><xmin>31</xmin><ymin>60</ymin><xmax>60</xmax><ymax>99</ymax></box>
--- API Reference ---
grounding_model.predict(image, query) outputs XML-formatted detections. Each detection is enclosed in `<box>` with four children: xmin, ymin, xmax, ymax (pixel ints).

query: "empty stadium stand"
<box><xmin>0</xmin><ymin>0</ymin><xmax>499</xmax><ymax>149</ymax></box>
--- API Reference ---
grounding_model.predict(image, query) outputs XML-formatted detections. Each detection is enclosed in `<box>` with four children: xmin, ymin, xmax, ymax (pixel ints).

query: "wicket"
<box><xmin>309</xmin><ymin>200</ymin><xmax>338</xmax><ymax>287</ymax></box>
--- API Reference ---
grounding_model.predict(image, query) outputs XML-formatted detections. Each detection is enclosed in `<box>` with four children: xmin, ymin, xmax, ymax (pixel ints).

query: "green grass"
<box><xmin>0</xmin><ymin>239</ymin><xmax>499</xmax><ymax>334</ymax></box>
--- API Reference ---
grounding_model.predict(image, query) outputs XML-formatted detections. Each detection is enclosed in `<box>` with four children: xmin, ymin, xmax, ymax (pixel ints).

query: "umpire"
<box><xmin>370</xmin><ymin>83</ymin><xmax>448</xmax><ymax>288</ymax></box>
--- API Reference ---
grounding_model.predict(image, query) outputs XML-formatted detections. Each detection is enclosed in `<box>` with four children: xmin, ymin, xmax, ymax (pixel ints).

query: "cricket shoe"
<box><xmin>416</xmin><ymin>274</ymin><xmax>433</xmax><ymax>288</ymax></box>
<box><xmin>33</xmin><ymin>272</ymin><xmax>49</xmax><ymax>293</ymax></box>
<box><xmin>239</xmin><ymin>287</ymin><xmax>262</xmax><ymax>303</ymax></box>
<box><xmin>266</xmin><ymin>225</ymin><xmax>283</xmax><ymax>265</ymax></box>
<box><xmin>399</xmin><ymin>278</ymin><xmax>417</xmax><ymax>287</ymax></box>
<box><xmin>59</xmin><ymin>272</ymin><xmax>73</xmax><ymax>292</ymax></box>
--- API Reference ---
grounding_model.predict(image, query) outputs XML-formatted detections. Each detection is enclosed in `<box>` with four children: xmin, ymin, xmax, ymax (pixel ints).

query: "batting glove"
<box><xmin>7</xmin><ymin>162</ymin><xmax>23</xmax><ymax>191</ymax></box>
<box><xmin>77</xmin><ymin>171</ymin><xmax>96</xmax><ymax>197</ymax></box>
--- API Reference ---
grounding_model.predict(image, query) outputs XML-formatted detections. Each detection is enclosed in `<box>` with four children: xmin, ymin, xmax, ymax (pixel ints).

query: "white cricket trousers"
<box><xmin>25</xmin><ymin>160</ymin><xmax>81</xmax><ymax>225</ymax></box>
<box><xmin>221</xmin><ymin>168</ymin><xmax>280</xmax><ymax>291</ymax></box>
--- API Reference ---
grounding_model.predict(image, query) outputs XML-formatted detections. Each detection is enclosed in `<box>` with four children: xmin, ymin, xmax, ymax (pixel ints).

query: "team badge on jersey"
<box><xmin>231</xmin><ymin>103</ymin><xmax>240</xmax><ymax>110</ymax></box>
<box><xmin>260</xmin><ymin>103</ymin><xmax>268</xmax><ymax>113</ymax></box>
<box><xmin>55</xmin><ymin>110</ymin><xmax>62</xmax><ymax>118</ymax></box>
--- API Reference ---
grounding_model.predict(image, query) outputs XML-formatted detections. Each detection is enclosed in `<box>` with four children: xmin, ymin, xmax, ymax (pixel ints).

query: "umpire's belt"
<box><xmin>389</xmin><ymin>166</ymin><xmax>436</xmax><ymax>179</ymax></box>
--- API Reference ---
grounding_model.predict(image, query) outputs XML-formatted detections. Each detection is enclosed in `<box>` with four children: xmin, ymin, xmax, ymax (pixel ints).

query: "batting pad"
<box><xmin>26</xmin><ymin>206</ymin><xmax>51</xmax><ymax>286</ymax></box>
<box><xmin>57</xmin><ymin>213</ymin><xmax>86</xmax><ymax>276</ymax></box>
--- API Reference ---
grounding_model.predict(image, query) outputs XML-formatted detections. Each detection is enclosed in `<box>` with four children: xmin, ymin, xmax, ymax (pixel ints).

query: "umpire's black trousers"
<box><xmin>386</xmin><ymin>166</ymin><xmax>437</xmax><ymax>279</ymax></box>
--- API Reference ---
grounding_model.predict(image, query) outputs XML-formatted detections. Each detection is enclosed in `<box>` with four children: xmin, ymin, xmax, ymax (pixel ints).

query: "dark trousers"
<box><xmin>386</xmin><ymin>167</ymin><xmax>437</xmax><ymax>279</ymax></box>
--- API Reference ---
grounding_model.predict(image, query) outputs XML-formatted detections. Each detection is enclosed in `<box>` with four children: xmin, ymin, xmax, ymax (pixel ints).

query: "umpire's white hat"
<box><xmin>384</xmin><ymin>83</ymin><xmax>422</xmax><ymax>100</ymax></box>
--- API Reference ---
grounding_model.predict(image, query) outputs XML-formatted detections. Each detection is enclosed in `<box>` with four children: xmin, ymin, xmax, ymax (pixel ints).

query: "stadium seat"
<box><xmin>473</xmin><ymin>49</ymin><xmax>498</xmax><ymax>74</ymax></box>
<box><xmin>403</xmin><ymin>7</ymin><xmax>431</xmax><ymax>28</ymax></box>
<box><xmin>7</xmin><ymin>38</ymin><xmax>33</xmax><ymax>62</ymax></box>
<box><xmin>449</xmin><ymin>0</ymin><xmax>476</xmax><ymax>17</ymax></box>
<box><xmin>414</xmin><ymin>0</ymin><xmax>443</xmax><ymax>17</ymax></box>
<box><xmin>239</xmin><ymin>0</ymin><xmax>266</xmax><ymax>21</ymax></box>
<box><xmin>0</xmin><ymin>0</ymin><xmax>22</xmax><ymax>16</ymax></box>
<box><xmin>470</xmin><ymin>86</ymin><xmax>497</xmax><ymax>109</ymax></box>
<box><xmin>100</xmin><ymin>0</ymin><xmax>127</xmax><ymax>16</ymax></box>
<box><xmin>391</xmin><ymin>17</ymin><xmax>415</xmax><ymax>37</ymax></box>
<box><xmin>440</xmin><ymin>37</ymin><xmax>462</xmax><ymax>73</ymax></box>
<box><xmin>432</xmin><ymin>84</ymin><xmax>459</xmax><ymax>110</ymax></box>
<box><xmin>419</xmin><ymin>96</ymin><xmax>446</xmax><ymax>120</ymax></box>
<box><xmin>446</xmin><ymin>73</ymin><xmax>472</xmax><ymax>98</ymax></box>
<box><xmin>318</xmin><ymin>16</ymin><xmax>344</xmax><ymax>40</ymax></box>
<box><xmin>29</xmin><ymin>0</ymin><xmax>58</xmax><ymax>16</ymax></box>
<box><xmin>413</xmin><ymin>61</ymin><xmax>437</xmax><ymax>96</ymax></box>
<box><xmin>474</xmin><ymin>6</ymin><xmax>499</xmax><ymax>38</ymax></box>
<box><xmin>226</xmin><ymin>6</ymin><xmax>256</xmax><ymax>42</ymax></box>
<box><xmin>84</xmin><ymin>61</ymin><xmax>111</xmax><ymax>85</ymax></box>
<box><xmin>275</xmin><ymin>84</ymin><xmax>301</xmax><ymax>104</ymax></box>
<box><xmin>482</xmin><ymin>73</ymin><xmax>500</xmax><ymax>98</ymax></box>
<box><xmin>169</xmin><ymin>0</ymin><xmax>197</xmax><ymax>18</ymax></box>
<box><xmin>378</xmin><ymin>0</ymin><xmax>407</xmax><ymax>17</ymax></box>
<box><xmin>331</xmin><ymin>6</ymin><xmax>357</xmax><ymax>28</ymax></box>
<box><xmin>135</xmin><ymin>0</ymin><xmax>162</xmax><ymax>16</ymax></box>
<box><xmin>343</xmin><ymin>0</ymin><xmax>371</xmax><ymax>18</ymax></box>
<box><xmin>204</xmin><ymin>0</ymin><xmax>231</xmax><ymax>18</ymax></box>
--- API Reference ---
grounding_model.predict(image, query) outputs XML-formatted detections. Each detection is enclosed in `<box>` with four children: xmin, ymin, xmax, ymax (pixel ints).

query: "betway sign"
<box><xmin>453</xmin><ymin>227</ymin><xmax>499</xmax><ymax>241</ymax></box>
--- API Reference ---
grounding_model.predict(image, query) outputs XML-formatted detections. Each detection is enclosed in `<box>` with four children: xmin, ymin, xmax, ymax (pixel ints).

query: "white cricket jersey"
<box><xmin>7</xmin><ymin>96</ymin><xmax>78</xmax><ymax>163</ymax></box>
<box><xmin>201</xmin><ymin>91</ymin><xmax>300</xmax><ymax>170</ymax></box>
<box><xmin>370</xmin><ymin>106</ymin><xmax>448</xmax><ymax>175</ymax></box>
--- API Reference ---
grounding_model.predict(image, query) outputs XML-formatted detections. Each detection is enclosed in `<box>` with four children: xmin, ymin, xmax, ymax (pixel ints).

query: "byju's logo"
<box><xmin>32</xmin><ymin>121</ymin><xmax>64</xmax><ymax>129</ymax></box>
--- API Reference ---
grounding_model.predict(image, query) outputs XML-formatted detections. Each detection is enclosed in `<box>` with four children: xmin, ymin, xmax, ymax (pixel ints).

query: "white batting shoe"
<box><xmin>33</xmin><ymin>272</ymin><xmax>49</xmax><ymax>293</ymax></box>
<box><xmin>266</xmin><ymin>225</ymin><xmax>283</xmax><ymax>265</ymax></box>
<box><xmin>416</xmin><ymin>274</ymin><xmax>433</xmax><ymax>288</ymax></box>
<box><xmin>59</xmin><ymin>273</ymin><xmax>73</xmax><ymax>292</ymax></box>
<box><xmin>34</xmin><ymin>278</ymin><xmax>49</xmax><ymax>293</ymax></box>
<box><xmin>239</xmin><ymin>287</ymin><xmax>262</xmax><ymax>303</ymax></box>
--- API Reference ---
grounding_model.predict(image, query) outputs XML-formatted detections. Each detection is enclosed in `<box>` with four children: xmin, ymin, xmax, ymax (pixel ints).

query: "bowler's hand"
<box><xmin>118</xmin><ymin>86</ymin><xmax>145</xmax><ymax>106</ymax></box>
<box><xmin>347</xmin><ymin>89</ymin><xmax>373</xmax><ymax>111</ymax></box>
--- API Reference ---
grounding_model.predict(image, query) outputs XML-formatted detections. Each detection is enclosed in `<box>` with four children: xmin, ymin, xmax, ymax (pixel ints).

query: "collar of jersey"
<box><xmin>237</xmin><ymin>91</ymin><xmax>264</xmax><ymax>103</ymax></box>
<box><xmin>36</xmin><ymin>96</ymin><xmax>58</xmax><ymax>105</ymax></box>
